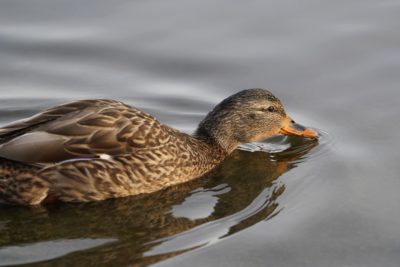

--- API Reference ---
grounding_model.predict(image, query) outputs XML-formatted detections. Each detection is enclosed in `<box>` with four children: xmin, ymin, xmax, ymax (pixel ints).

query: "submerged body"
<box><xmin>0</xmin><ymin>89</ymin><xmax>317</xmax><ymax>205</ymax></box>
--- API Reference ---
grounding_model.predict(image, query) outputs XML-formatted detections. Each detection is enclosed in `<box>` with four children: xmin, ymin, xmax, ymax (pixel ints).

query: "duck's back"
<box><xmin>0</xmin><ymin>99</ymin><xmax>172</xmax><ymax>163</ymax></box>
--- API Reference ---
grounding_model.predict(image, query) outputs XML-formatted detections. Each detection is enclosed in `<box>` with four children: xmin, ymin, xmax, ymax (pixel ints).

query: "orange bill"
<box><xmin>280</xmin><ymin>120</ymin><xmax>319</xmax><ymax>138</ymax></box>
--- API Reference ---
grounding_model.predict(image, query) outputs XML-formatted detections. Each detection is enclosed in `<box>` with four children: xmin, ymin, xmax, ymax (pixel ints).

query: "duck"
<box><xmin>0</xmin><ymin>88</ymin><xmax>318</xmax><ymax>205</ymax></box>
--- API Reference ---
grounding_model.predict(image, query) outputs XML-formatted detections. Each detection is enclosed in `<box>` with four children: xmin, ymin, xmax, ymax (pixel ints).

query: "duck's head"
<box><xmin>195</xmin><ymin>88</ymin><xmax>318</xmax><ymax>153</ymax></box>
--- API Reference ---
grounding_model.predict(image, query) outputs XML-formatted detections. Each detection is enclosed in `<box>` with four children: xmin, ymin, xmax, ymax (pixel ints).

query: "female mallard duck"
<box><xmin>0</xmin><ymin>88</ymin><xmax>317</xmax><ymax>205</ymax></box>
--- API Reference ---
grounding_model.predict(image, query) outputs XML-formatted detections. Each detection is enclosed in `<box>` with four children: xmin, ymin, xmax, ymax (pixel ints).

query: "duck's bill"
<box><xmin>280</xmin><ymin>122</ymin><xmax>319</xmax><ymax>138</ymax></box>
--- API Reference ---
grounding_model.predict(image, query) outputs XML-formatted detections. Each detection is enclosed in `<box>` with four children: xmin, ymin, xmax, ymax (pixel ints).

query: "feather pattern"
<box><xmin>0</xmin><ymin>100</ymin><xmax>173</xmax><ymax>162</ymax></box>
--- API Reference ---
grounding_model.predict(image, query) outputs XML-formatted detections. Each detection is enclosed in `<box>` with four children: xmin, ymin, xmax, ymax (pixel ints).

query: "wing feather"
<box><xmin>0</xmin><ymin>99</ymin><xmax>171</xmax><ymax>163</ymax></box>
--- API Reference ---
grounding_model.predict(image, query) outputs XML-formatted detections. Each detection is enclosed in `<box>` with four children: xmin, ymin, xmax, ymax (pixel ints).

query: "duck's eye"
<box><xmin>262</xmin><ymin>106</ymin><xmax>277</xmax><ymax>112</ymax></box>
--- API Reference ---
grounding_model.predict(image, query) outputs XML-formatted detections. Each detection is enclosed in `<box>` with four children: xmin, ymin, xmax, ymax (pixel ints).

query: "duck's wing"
<box><xmin>0</xmin><ymin>99</ymin><xmax>171</xmax><ymax>163</ymax></box>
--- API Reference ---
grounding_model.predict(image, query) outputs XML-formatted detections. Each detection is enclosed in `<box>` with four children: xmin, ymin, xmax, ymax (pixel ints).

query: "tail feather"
<box><xmin>0</xmin><ymin>157</ymin><xmax>49</xmax><ymax>205</ymax></box>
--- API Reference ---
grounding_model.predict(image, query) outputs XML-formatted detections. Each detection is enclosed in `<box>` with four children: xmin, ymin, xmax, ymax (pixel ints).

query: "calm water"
<box><xmin>0</xmin><ymin>0</ymin><xmax>399</xmax><ymax>266</ymax></box>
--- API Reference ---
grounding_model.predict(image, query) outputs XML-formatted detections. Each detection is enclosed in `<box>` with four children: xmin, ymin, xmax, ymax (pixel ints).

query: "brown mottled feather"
<box><xmin>0</xmin><ymin>158</ymin><xmax>48</xmax><ymax>205</ymax></box>
<box><xmin>0</xmin><ymin>99</ymin><xmax>171</xmax><ymax>162</ymax></box>
<box><xmin>0</xmin><ymin>99</ymin><xmax>227</xmax><ymax>204</ymax></box>
<box><xmin>38</xmin><ymin>133</ymin><xmax>226</xmax><ymax>203</ymax></box>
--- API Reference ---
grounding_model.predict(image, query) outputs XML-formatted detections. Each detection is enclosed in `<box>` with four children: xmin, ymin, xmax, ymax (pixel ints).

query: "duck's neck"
<box><xmin>194</xmin><ymin>123</ymin><xmax>239</xmax><ymax>154</ymax></box>
<box><xmin>189</xmin><ymin>133</ymin><xmax>229</xmax><ymax>165</ymax></box>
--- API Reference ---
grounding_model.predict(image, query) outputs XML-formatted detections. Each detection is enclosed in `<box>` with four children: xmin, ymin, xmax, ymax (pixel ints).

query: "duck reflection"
<box><xmin>0</xmin><ymin>137</ymin><xmax>317</xmax><ymax>267</ymax></box>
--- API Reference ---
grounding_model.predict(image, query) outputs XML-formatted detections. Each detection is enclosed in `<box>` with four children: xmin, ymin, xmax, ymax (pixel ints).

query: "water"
<box><xmin>0</xmin><ymin>0</ymin><xmax>399</xmax><ymax>266</ymax></box>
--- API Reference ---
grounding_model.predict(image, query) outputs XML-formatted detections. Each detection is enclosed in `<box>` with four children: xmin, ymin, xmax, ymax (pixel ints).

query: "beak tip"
<box><xmin>280</xmin><ymin>123</ymin><xmax>319</xmax><ymax>139</ymax></box>
<box><xmin>303</xmin><ymin>128</ymin><xmax>319</xmax><ymax>139</ymax></box>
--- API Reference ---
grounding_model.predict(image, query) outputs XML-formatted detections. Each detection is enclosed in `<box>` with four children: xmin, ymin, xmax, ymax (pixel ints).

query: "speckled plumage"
<box><xmin>0</xmin><ymin>88</ymin><xmax>317</xmax><ymax>205</ymax></box>
<box><xmin>0</xmin><ymin>158</ymin><xmax>47</xmax><ymax>205</ymax></box>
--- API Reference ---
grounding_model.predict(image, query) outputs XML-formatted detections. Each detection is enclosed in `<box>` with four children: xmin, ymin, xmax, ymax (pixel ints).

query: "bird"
<box><xmin>0</xmin><ymin>88</ymin><xmax>318</xmax><ymax>205</ymax></box>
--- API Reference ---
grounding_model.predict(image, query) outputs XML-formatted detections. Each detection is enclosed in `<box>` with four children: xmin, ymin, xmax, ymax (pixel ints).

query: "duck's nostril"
<box><xmin>291</xmin><ymin>119</ymin><xmax>295</xmax><ymax>123</ymax></box>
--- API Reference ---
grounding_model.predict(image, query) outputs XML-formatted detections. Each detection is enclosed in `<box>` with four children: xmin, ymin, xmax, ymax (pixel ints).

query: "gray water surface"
<box><xmin>0</xmin><ymin>0</ymin><xmax>400</xmax><ymax>266</ymax></box>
